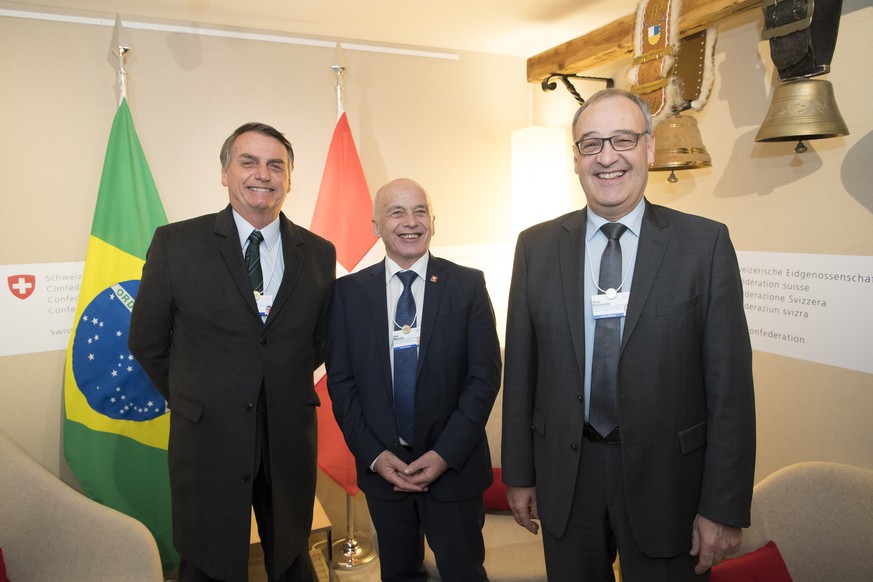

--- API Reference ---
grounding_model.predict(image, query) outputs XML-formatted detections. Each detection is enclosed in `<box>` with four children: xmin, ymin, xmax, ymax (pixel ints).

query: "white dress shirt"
<box><xmin>232</xmin><ymin>210</ymin><xmax>284</xmax><ymax>321</ymax></box>
<box><xmin>383</xmin><ymin>253</ymin><xmax>429</xmax><ymax>377</ymax></box>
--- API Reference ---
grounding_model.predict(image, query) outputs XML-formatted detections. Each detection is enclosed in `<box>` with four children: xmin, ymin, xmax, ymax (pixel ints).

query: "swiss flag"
<box><xmin>8</xmin><ymin>274</ymin><xmax>36</xmax><ymax>300</ymax></box>
<box><xmin>311</xmin><ymin>113</ymin><xmax>378</xmax><ymax>273</ymax></box>
<box><xmin>311</xmin><ymin>112</ymin><xmax>379</xmax><ymax>495</ymax></box>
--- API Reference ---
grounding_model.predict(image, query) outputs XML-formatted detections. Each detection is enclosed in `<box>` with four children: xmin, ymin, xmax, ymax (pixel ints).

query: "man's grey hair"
<box><xmin>571</xmin><ymin>88</ymin><xmax>654</xmax><ymax>136</ymax></box>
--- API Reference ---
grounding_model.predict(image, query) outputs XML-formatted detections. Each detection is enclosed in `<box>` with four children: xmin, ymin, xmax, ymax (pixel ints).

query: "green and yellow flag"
<box><xmin>63</xmin><ymin>98</ymin><xmax>179</xmax><ymax>573</ymax></box>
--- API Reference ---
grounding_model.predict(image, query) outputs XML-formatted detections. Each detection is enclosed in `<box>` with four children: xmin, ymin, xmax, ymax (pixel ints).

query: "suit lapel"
<box><xmin>264</xmin><ymin>214</ymin><xmax>304</xmax><ymax>328</ymax></box>
<box><xmin>622</xmin><ymin>202</ymin><xmax>670</xmax><ymax>350</ymax></box>
<box><xmin>366</xmin><ymin>260</ymin><xmax>393</xmax><ymax>396</ymax></box>
<box><xmin>215</xmin><ymin>206</ymin><xmax>261</xmax><ymax>319</ymax></box>
<box><xmin>560</xmin><ymin>210</ymin><xmax>588</xmax><ymax>383</ymax></box>
<box><xmin>417</xmin><ymin>254</ymin><xmax>445</xmax><ymax>378</ymax></box>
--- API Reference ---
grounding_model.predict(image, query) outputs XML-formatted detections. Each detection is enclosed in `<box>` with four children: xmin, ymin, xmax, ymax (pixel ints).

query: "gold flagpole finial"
<box><xmin>110</xmin><ymin>15</ymin><xmax>131</xmax><ymax>105</ymax></box>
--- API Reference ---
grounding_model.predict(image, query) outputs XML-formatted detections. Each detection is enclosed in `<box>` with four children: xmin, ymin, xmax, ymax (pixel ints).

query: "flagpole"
<box><xmin>330</xmin><ymin>491</ymin><xmax>376</xmax><ymax>569</ymax></box>
<box><xmin>320</xmin><ymin>56</ymin><xmax>378</xmax><ymax>571</ymax></box>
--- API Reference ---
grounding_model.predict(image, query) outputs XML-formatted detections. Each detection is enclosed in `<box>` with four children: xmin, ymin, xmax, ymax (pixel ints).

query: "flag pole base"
<box><xmin>330</xmin><ymin>532</ymin><xmax>376</xmax><ymax>569</ymax></box>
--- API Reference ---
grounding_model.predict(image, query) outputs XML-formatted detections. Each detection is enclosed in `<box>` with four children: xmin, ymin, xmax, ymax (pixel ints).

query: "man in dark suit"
<box><xmin>502</xmin><ymin>89</ymin><xmax>756</xmax><ymax>581</ymax></box>
<box><xmin>326</xmin><ymin>178</ymin><xmax>501</xmax><ymax>581</ymax></box>
<box><xmin>129</xmin><ymin>122</ymin><xmax>335</xmax><ymax>582</ymax></box>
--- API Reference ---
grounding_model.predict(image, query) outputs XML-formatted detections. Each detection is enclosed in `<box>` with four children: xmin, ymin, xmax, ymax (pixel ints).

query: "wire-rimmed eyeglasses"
<box><xmin>573</xmin><ymin>132</ymin><xmax>648</xmax><ymax>156</ymax></box>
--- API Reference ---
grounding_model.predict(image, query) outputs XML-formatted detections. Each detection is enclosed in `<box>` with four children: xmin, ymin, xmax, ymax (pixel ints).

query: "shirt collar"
<box><xmin>384</xmin><ymin>253</ymin><xmax>430</xmax><ymax>284</ymax></box>
<box><xmin>586</xmin><ymin>197</ymin><xmax>646</xmax><ymax>242</ymax></box>
<box><xmin>232</xmin><ymin>209</ymin><xmax>281</xmax><ymax>251</ymax></box>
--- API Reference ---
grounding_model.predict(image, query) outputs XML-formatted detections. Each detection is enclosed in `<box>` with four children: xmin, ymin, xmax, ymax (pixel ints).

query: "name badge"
<box><xmin>256</xmin><ymin>294</ymin><xmax>274</xmax><ymax>317</ymax></box>
<box><xmin>392</xmin><ymin>327</ymin><xmax>420</xmax><ymax>350</ymax></box>
<box><xmin>592</xmin><ymin>292</ymin><xmax>629</xmax><ymax>319</ymax></box>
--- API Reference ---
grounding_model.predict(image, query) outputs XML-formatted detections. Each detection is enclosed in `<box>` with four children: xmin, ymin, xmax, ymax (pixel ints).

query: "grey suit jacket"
<box><xmin>129</xmin><ymin>205</ymin><xmax>335</xmax><ymax>581</ymax></box>
<box><xmin>502</xmin><ymin>200</ymin><xmax>755</xmax><ymax>557</ymax></box>
<box><xmin>326</xmin><ymin>255</ymin><xmax>502</xmax><ymax>501</ymax></box>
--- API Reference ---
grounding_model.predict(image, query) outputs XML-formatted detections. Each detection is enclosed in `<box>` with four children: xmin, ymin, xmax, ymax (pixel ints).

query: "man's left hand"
<box><xmin>690</xmin><ymin>514</ymin><xmax>743</xmax><ymax>574</ymax></box>
<box><xmin>403</xmin><ymin>450</ymin><xmax>449</xmax><ymax>489</ymax></box>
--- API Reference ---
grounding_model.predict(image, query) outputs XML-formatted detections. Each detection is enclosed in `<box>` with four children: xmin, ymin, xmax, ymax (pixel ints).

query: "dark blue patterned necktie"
<box><xmin>393</xmin><ymin>270</ymin><xmax>418</xmax><ymax>444</ymax></box>
<box><xmin>245</xmin><ymin>230</ymin><xmax>264</xmax><ymax>294</ymax></box>
<box><xmin>589</xmin><ymin>222</ymin><xmax>627</xmax><ymax>438</ymax></box>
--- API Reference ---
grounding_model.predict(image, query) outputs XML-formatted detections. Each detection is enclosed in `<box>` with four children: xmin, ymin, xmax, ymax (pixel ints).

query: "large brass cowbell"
<box><xmin>756</xmin><ymin>79</ymin><xmax>848</xmax><ymax>153</ymax></box>
<box><xmin>756</xmin><ymin>0</ymin><xmax>849</xmax><ymax>152</ymax></box>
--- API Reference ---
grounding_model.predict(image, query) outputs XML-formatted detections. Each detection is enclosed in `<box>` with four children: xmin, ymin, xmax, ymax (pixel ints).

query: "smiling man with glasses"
<box><xmin>502</xmin><ymin>88</ymin><xmax>756</xmax><ymax>582</ymax></box>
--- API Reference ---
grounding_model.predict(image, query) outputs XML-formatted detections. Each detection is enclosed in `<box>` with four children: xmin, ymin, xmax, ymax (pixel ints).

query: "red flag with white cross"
<box><xmin>310</xmin><ymin>112</ymin><xmax>379</xmax><ymax>495</ymax></box>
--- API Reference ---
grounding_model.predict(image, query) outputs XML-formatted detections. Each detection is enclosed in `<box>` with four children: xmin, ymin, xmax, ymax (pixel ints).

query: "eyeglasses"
<box><xmin>573</xmin><ymin>132</ymin><xmax>648</xmax><ymax>156</ymax></box>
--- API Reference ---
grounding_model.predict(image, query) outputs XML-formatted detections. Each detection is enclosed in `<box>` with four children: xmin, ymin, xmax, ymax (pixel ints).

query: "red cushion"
<box><xmin>0</xmin><ymin>547</ymin><xmax>9</xmax><ymax>582</ymax></box>
<box><xmin>483</xmin><ymin>467</ymin><xmax>510</xmax><ymax>511</ymax></box>
<box><xmin>711</xmin><ymin>540</ymin><xmax>792</xmax><ymax>582</ymax></box>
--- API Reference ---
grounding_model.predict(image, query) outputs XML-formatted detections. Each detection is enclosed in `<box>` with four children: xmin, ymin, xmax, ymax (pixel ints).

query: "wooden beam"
<box><xmin>527</xmin><ymin>0</ymin><xmax>762</xmax><ymax>83</ymax></box>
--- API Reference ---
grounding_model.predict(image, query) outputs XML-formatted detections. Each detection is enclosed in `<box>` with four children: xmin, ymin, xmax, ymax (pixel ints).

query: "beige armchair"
<box><xmin>0</xmin><ymin>429</ymin><xmax>163</xmax><ymax>582</ymax></box>
<box><xmin>732</xmin><ymin>461</ymin><xmax>873</xmax><ymax>582</ymax></box>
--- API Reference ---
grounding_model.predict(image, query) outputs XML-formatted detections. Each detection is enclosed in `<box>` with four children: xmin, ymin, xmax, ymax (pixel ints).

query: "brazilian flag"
<box><xmin>63</xmin><ymin>98</ymin><xmax>179</xmax><ymax>573</ymax></box>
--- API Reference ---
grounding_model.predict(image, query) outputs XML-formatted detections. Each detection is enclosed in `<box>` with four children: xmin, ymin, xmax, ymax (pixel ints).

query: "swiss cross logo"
<box><xmin>8</xmin><ymin>274</ymin><xmax>36</xmax><ymax>300</ymax></box>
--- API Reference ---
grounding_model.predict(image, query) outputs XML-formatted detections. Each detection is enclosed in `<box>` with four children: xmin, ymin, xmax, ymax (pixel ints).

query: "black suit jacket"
<box><xmin>502</xmin><ymin>201</ymin><xmax>756</xmax><ymax>557</ymax></box>
<box><xmin>129</xmin><ymin>205</ymin><xmax>335</xmax><ymax>581</ymax></box>
<box><xmin>326</xmin><ymin>255</ymin><xmax>501</xmax><ymax>501</ymax></box>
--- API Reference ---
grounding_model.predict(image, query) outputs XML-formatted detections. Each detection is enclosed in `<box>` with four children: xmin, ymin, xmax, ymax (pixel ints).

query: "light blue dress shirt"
<box><xmin>582</xmin><ymin>198</ymin><xmax>645</xmax><ymax>421</ymax></box>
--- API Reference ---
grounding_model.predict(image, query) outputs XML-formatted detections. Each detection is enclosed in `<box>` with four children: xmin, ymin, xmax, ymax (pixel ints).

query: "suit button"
<box><xmin>577</xmin><ymin>394</ymin><xmax>583</xmax><ymax>401</ymax></box>
<box><xmin>259</xmin><ymin>336</ymin><xmax>268</xmax><ymax>345</ymax></box>
<box><xmin>243</xmin><ymin>403</ymin><xmax>253</xmax><ymax>412</ymax></box>
<box><xmin>570</xmin><ymin>443</ymin><xmax>578</xmax><ymax>452</ymax></box>
<box><xmin>242</xmin><ymin>474</ymin><xmax>251</xmax><ymax>482</ymax></box>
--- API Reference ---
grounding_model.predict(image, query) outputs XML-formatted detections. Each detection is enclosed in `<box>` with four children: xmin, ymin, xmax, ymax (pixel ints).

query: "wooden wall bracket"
<box><xmin>526</xmin><ymin>0</ymin><xmax>762</xmax><ymax>83</ymax></box>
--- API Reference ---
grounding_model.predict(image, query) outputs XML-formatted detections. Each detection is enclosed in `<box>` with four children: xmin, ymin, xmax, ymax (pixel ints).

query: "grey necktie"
<box><xmin>589</xmin><ymin>222</ymin><xmax>628</xmax><ymax>438</ymax></box>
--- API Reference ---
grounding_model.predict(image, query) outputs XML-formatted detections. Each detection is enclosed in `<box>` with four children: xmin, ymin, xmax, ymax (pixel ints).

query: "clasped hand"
<box><xmin>373</xmin><ymin>450</ymin><xmax>449</xmax><ymax>493</ymax></box>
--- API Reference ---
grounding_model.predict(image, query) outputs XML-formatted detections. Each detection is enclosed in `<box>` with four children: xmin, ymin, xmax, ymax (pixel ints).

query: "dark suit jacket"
<box><xmin>502</xmin><ymin>201</ymin><xmax>756</xmax><ymax>557</ymax></box>
<box><xmin>129</xmin><ymin>205</ymin><xmax>335</xmax><ymax>581</ymax></box>
<box><xmin>326</xmin><ymin>255</ymin><xmax>501</xmax><ymax>502</ymax></box>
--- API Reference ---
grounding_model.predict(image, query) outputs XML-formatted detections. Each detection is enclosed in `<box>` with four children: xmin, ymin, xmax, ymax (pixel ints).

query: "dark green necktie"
<box><xmin>245</xmin><ymin>230</ymin><xmax>264</xmax><ymax>294</ymax></box>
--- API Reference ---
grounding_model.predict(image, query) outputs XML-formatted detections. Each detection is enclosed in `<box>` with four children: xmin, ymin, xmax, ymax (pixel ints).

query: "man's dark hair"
<box><xmin>219</xmin><ymin>122</ymin><xmax>294</xmax><ymax>170</ymax></box>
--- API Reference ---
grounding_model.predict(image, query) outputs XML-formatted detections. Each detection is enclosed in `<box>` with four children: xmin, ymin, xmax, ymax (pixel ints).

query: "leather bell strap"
<box><xmin>762</xmin><ymin>0</ymin><xmax>844</xmax><ymax>81</ymax></box>
<box><xmin>672</xmin><ymin>28</ymin><xmax>717</xmax><ymax>112</ymax></box>
<box><xmin>628</xmin><ymin>0</ymin><xmax>682</xmax><ymax>122</ymax></box>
